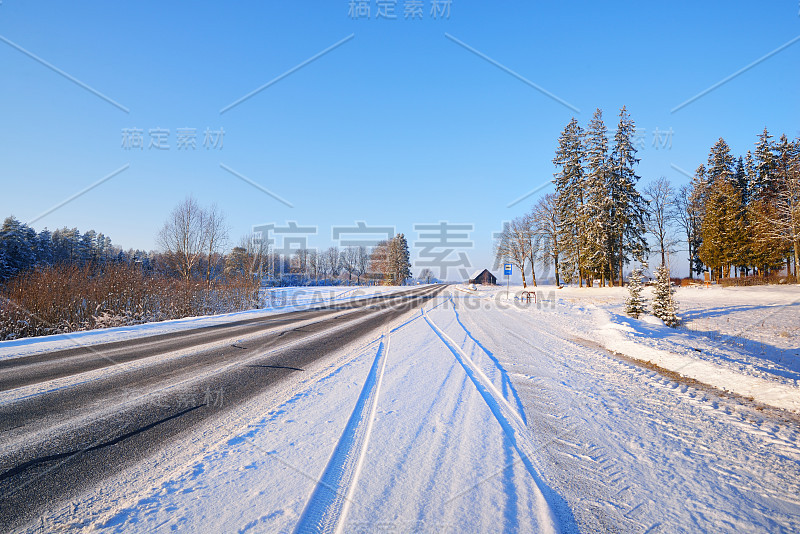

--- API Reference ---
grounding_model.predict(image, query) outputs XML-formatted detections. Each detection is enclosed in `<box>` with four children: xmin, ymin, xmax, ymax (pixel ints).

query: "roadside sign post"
<box><xmin>504</xmin><ymin>263</ymin><xmax>512</xmax><ymax>299</ymax></box>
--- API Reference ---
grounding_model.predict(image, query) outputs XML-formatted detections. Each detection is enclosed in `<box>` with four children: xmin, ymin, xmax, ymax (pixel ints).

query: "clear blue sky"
<box><xmin>1</xmin><ymin>1</ymin><xmax>798</xmax><ymax>279</ymax></box>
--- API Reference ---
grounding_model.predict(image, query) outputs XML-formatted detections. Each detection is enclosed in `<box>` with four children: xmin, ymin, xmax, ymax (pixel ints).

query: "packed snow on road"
<box><xmin>10</xmin><ymin>284</ymin><xmax>800</xmax><ymax>533</ymax></box>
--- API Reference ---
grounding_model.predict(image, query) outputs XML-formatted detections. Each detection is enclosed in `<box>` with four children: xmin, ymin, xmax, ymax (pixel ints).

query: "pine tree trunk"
<box><xmin>554</xmin><ymin>260</ymin><xmax>560</xmax><ymax>286</ymax></box>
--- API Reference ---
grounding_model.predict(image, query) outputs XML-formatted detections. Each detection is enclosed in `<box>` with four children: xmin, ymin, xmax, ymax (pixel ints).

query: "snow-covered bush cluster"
<box><xmin>651</xmin><ymin>265</ymin><xmax>680</xmax><ymax>327</ymax></box>
<box><xmin>625</xmin><ymin>266</ymin><xmax>647</xmax><ymax>318</ymax></box>
<box><xmin>626</xmin><ymin>263</ymin><xmax>680</xmax><ymax>327</ymax></box>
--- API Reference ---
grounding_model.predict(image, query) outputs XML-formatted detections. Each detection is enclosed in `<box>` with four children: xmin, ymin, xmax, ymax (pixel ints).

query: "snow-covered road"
<box><xmin>15</xmin><ymin>286</ymin><xmax>800</xmax><ymax>532</ymax></box>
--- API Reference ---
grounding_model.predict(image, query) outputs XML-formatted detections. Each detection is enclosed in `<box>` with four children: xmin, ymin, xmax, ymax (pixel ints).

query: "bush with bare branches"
<box><xmin>0</xmin><ymin>263</ymin><xmax>259</xmax><ymax>340</ymax></box>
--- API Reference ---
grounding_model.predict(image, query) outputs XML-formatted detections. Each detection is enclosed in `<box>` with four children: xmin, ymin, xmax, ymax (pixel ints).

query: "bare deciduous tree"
<box><xmin>225</xmin><ymin>234</ymin><xmax>267</xmax><ymax>278</ymax></box>
<box><xmin>355</xmin><ymin>246</ymin><xmax>369</xmax><ymax>284</ymax></box>
<box><xmin>494</xmin><ymin>217</ymin><xmax>530</xmax><ymax>288</ymax></box>
<box><xmin>293</xmin><ymin>248</ymin><xmax>310</xmax><ymax>277</ymax></box>
<box><xmin>204</xmin><ymin>203</ymin><xmax>228</xmax><ymax>285</ymax></box>
<box><xmin>528</xmin><ymin>193</ymin><xmax>562</xmax><ymax>286</ymax></box>
<box><xmin>674</xmin><ymin>184</ymin><xmax>702</xmax><ymax>278</ymax></box>
<box><xmin>157</xmin><ymin>197</ymin><xmax>230</xmax><ymax>283</ymax></box>
<box><xmin>418</xmin><ymin>268</ymin><xmax>435</xmax><ymax>283</ymax></box>
<box><xmin>307</xmin><ymin>249</ymin><xmax>319</xmax><ymax>282</ymax></box>
<box><xmin>643</xmin><ymin>177</ymin><xmax>679</xmax><ymax>267</ymax></box>
<box><xmin>341</xmin><ymin>246</ymin><xmax>359</xmax><ymax>282</ymax></box>
<box><xmin>523</xmin><ymin>213</ymin><xmax>541</xmax><ymax>287</ymax></box>
<box><xmin>325</xmin><ymin>246</ymin><xmax>341</xmax><ymax>280</ymax></box>
<box><xmin>157</xmin><ymin>197</ymin><xmax>208</xmax><ymax>281</ymax></box>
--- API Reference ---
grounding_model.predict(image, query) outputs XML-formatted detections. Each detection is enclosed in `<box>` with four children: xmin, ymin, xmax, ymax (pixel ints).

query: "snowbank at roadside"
<box><xmin>460</xmin><ymin>283</ymin><xmax>800</xmax><ymax>413</ymax></box>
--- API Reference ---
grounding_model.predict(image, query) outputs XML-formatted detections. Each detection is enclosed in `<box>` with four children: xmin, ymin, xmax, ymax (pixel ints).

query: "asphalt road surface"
<box><xmin>0</xmin><ymin>284</ymin><xmax>445</xmax><ymax>531</ymax></box>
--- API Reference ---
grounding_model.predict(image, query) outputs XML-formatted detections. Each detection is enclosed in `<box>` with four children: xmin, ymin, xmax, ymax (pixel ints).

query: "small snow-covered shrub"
<box><xmin>625</xmin><ymin>266</ymin><xmax>647</xmax><ymax>319</ymax></box>
<box><xmin>652</xmin><ymin>265</ymin><xmax>680</xmax><ymax>327</ymax></box>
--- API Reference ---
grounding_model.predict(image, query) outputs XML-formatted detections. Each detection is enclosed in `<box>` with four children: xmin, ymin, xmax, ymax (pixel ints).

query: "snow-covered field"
<box><xmin>17</xmin><ymin>284</ymin><xmax>800</xmax><ymax>532</ymax></box>
<box><xmin>537</xmin><ymin>283</ymin><xmax>800</xmax><ymax>413</ymax></box>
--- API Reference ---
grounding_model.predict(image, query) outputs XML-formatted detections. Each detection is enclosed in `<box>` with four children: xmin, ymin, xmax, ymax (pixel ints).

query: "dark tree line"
<box><xmin>688</xmin><ymin>130</ymin><xmax>799</xmax><ymax>281</ymax></box>
<box><xmin>501</xmin><ymin>113</ymin><xmax>799</xmax><ymax>287</ymax></box>
<box><xmin>0</xmin><ymin>215</ymin><xmax>154</xmax><ymax>282</ymax></box>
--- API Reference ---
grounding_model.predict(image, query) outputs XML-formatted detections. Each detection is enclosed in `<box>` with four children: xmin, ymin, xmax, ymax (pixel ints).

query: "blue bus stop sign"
<box><xmin>504</xmin><ymin>263</ymin><xmax>512</xmax><ymax>276</ymax></box>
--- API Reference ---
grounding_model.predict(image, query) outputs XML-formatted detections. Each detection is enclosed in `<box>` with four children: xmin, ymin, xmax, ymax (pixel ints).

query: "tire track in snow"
<box><xmin>422</xmin><ymin>308</ymin><xmax>578</xmax><ymax>534</ymax></box>
<box><xmin>294</xmin><ymin>334</ymin><xmax>390</xmax><ymax>534</ymax></box>
<box><xmin>449</xmin><ymin>296</ymin><xmax>529</xmax><ymax>425</ymax></box>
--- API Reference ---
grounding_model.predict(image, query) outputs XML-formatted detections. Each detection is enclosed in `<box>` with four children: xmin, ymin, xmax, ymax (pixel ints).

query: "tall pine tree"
<box><xmin>608</xmin><ymin>106</ymin><xmax>648</xmax><ymax>285</ymax></box>
<box><xmin>752</xmin><ymin>127</ymin><xmax>777</xmax><ymax>202</ymax></box>
<box><xmin>552</xmin><ymin>118</ymin><xmax>586</xmax><ymax>285</ymax></box>
<box><xmin>698</xmin><ymin>179</ymin><xmax>747</xmax><ymax>279</ymax></box>
<box><xmin>583</xmin><ymin>108</ymin><xmax>613</xmax><ymax>286</ymax></box>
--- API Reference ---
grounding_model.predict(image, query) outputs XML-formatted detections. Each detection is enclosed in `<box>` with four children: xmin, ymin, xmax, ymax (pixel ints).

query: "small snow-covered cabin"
<box><xmin>468</xmin><ymin>269</ymin><xmax>497</xmax><ymax>285</ymax></box>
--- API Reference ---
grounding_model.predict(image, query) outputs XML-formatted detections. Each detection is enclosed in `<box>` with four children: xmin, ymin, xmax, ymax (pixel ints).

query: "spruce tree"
<box><xmin>698</xmin><ymin>179</ymin><xmax>747</xmax><ymax>279</ymax></box>
<box><xmin>584</xmin><ymin>108</ymin><xmax>612</xmax><ymax>285</ymax></box>
<box><xmin>552</xmin><ymin>118</ymin><xmax>586</xmax><ymax>285</ymax></box>
<box><xmin>744</xmin><ymin>151</ymin><xmax>756</xmax><ymax>205</ymax></box>
<box><xmin>608</xmin><ymin>106</ymin><xmax>648</xmax><ymax>285</ymax></box>
<box><xmin>752</xmin><ymin>127</ymin><xmax>776</xmax><ymax>202</ymax></box>
<box><xmin>733</xmin><ymin>156</ymin><xmax>748</xmax><ymax>206</ymax></box>
<box><xmin>394</xmin><ymin>233</ymin><xmax>412</xmax><ymax>284</ymax></box>
<box><xmin>0</xmin><ymin>216</ymin><xmax>37</xmax><ymax>281</ymax></box>
<box><xmin>706</xmin><ymin>138</ymin><xmax>735</xmax><ymax>186</ymax></box>
<box><xmin>625</xmin><ymin>263</ymin><xmax>647</xmax><ymax>318</ymax></box>
<box><xmin>651</xmin><ymin>264</ymin><xmax>679</xmax><ymax>327</ymax></box>
<box><xmin>688</xmin><ymin>164</ymin><xmax>708</xmax><ymax>275</ymax></box>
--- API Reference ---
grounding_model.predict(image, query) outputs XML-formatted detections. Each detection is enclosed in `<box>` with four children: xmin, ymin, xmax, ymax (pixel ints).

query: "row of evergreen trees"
<box><xmin>0</xmin><ymin>216</ymin><xmax>152</xmax><ymax>282</ymax></box>
<box><xmin>503</xmin><ymin>110</ymin><xmax>798</xmax><ymax>289</ymax></box>
<box><xmin>552</xmin><ymin>106</ymin><xmax>648</xmax><ymax>286</ymax></box>
<box><xmin>496</xmin><ymin>107</ymin><xmax>653</xmax><ymax>289</ymax></box>
<box><xmin>686</xmin><ymin>129</ymin><xmax>799</xmax><ymax>280</ymax></box>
